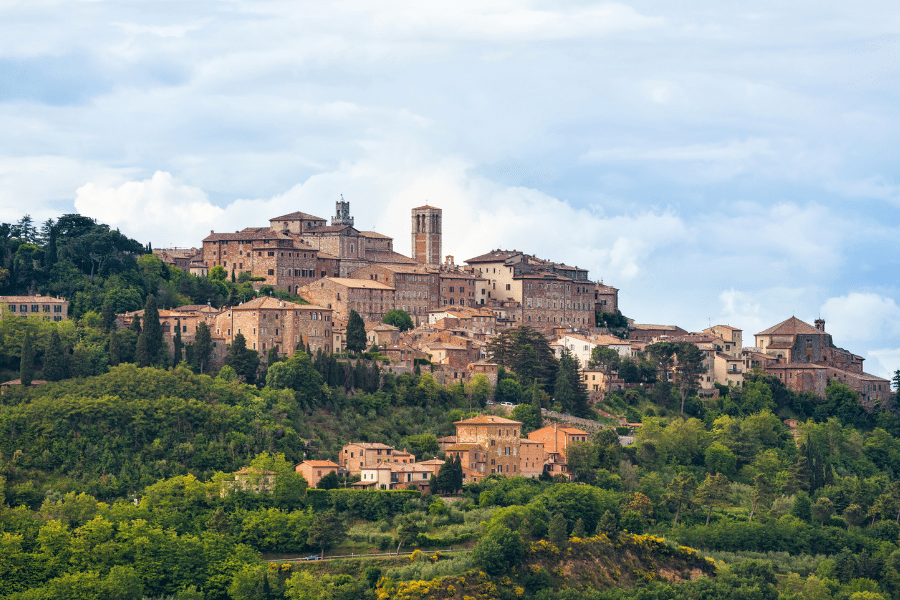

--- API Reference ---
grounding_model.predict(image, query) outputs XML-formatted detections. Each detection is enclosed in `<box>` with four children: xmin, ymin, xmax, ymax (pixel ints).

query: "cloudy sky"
<box><xmin>2</xmin><ymin>1</ymin><xmax>899</xmax><ymax>378</ymax></box>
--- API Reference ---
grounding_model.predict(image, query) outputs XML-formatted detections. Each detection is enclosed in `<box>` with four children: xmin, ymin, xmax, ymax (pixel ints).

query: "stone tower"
<box><xmin>411</xmin><ymin>204</ymin><xmax>441</xmax><ymax>266</ymax></box>
<box><xmin>332</xmin><ymin>195</ymin><xmax>354</xmax><ymax>226</ymax></box>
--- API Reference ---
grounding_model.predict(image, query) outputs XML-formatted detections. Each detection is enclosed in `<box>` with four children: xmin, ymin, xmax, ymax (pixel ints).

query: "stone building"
<box><xmin>295</xmin><ymin>460</ymin><xmax>340</xmax><ymax>489</ymax></box>
<box><xmin>754</xmin><ymin>317</ymin><xmax>891</xmax><ymax>407</ymax></box>
<box><xmin>703</xmin><ymin>325</ymin><xmax>743</xmax><ymax>358</ymax></box>
<box><xmin>628</xmin><ymin>324</ymin><xmax>688</xmax><ymax>343</ymax></box>
<box><xmin>0</xmin><ymin>295</ymin><xmax>68</xmax><ymax>322</ymax></box>
<box><xmin>454</xmin><ymin>414</ymin><xmax>523</xmax><ymax>476</ymax></box>
<box><xmin>519</xmin><ymin>439</ymin><xmax>548</xmax><ymax>478</ymax></box>
<box><xmin>411</xmin><ymin>205</ymin><xmax>442</xmax><ymax>266</ymax></box>
<box><xmin>527</xmin><ymin>423</ymin><xmax>590</xmax><ymax>480</ymax></box>
<box><xmin>211</xmin><ymin>296</ymin><xmax>333</xmax><ymax>356</ymax></box>
<box><xmin>297</xmin><ymin>277</ymin><xmax>395</xmax><ymax>323</ymax></box>
<box><xmin>595</xmin><ymin>283</ymin><xmax>619</xmax><ymax>315</ymax></box>
<box><xmin>349</xmin><ymin>264</ymin><xmax>437</xmax><ymax>325</ymax></box>
<box><xmin>340</xmin><ymin>442</ymin><xmax>396</xmax><ymax>475</ymax></box>
<box><xmin>438</xmin><ymin>269</ymin><xmax>480</xmax><ymax>309</ymax></box>
<box><xmin>465</xmin><ymin>249</ymin><xmax>597</xmax><ymax>327</ymax></box>
<box><xmin>201</xmin><ymin>228</ymin><xmax>321</xmax><ymax>293</ymax></box>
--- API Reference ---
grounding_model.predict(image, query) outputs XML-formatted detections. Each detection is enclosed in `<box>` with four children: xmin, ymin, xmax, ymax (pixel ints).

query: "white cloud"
<box><xmin>74</xmin><ymin>171</ymin><xmax>225</xmax><ymax>247</ymax></box>
<box><xmin>867</xmin><ymin>348</ymin><xmax>900</xmax><ymax>381</ymax></box>
<box><xmin>820</xmin><ymin>292</ymin><xmax>900</xmax><ymax>345</ymax></box>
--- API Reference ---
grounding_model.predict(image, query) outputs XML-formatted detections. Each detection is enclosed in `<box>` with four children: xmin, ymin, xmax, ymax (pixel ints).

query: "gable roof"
<box><xmin>454</xmin><ymin>415</ymin><xmax>522</xmax><ymax>426</ymax></box>
<box><xmin>232</xmin><ymin>296</ymin><xmax>329</xmax><ymax>311</ymax></box>
<box><xmin>270</xmin><ymin>211</ymin><xmax>325</xmax><ymax>222</ymax></box>
<box><xmin>323</xmin><ymin>277</ymin><xmax>394</xmax><ymax>290</ymax></box>
<box><xmin>464</xmin><ymin>249</ymin><xmax>523</xmax><ymax>264</ymax></box>
<box><xmin>756</xmin><ymin>317</ymin><xmax>823</xmax><ymax>337</ymax></box>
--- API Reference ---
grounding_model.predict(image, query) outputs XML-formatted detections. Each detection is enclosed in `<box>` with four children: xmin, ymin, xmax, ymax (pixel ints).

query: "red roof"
<box><xmin>757</xmin><ymin>317</ymin><xmax>823</xmax><ymax>337</ymax></box>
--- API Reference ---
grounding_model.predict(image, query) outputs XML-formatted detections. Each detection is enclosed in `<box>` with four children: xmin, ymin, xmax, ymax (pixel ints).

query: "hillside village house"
<box><xmin>295</xmin><ymin>460</ymin><xmax>340</xmax><ymax>489</ymax></box>
<box><xmin>0</xmin><ymin>295</ymin><xmax>68</xmax><ymax>321</ymax></box>
<box><xmin>454</xmin><ymin>415</ymin><xmax>523</xmax><ymax>476</ymax></box>
<box><xmin>212</xmin><ymin>296</ymin><xmax>333</xmax><ymax>356</ymax></box>
<box><xmin>527</xmin><ymin>423</ymin><xmax>590</xmax><ymax>480</ymax></box>
<box><xmin>340</xmin><ymin>442</ymin><xmax>395</xmax><ymax>475</ymax></box>
<box><xmin>297</xmin><ymin>277</ymin><xmax>395</xmax><ymax>323</ymax></box>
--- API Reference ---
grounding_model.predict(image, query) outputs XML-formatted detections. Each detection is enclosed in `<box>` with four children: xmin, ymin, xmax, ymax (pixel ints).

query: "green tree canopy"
<box><xmin>381</xmin><ymin>309</ymin><xmax>414</xmax><ymax>332</ymax></box>
<box><xmin>346</xmin><ymin>310</ymin><xmax>366</xmax><ymax>353</ymax></box>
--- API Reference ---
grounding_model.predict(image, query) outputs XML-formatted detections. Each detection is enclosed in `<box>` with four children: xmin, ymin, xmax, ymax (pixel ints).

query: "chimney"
<box><xmin>814</xmin><ymin>319</ymin><xmax>825</xmax><ymax>332</ymax></box>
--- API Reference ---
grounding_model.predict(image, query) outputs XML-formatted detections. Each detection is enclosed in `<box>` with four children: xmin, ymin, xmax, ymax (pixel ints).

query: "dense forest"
<box><xmin>3</xmin><ymin>213</ymin><xmax>900</xmax><ymax>599</ymax></box>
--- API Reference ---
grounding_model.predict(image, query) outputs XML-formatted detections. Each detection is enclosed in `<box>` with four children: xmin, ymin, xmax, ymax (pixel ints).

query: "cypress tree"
<box><xmin>108</xmin><ymin>331</ymin><xmax>121</xmax><ymax>367</ymax></box>
<box><xmin>101</xmin><ymin>299</ymin><xmax>116</xmax><ymax>333</ymax></box>
<box><xmin>184</xmin><ymin>342</ymin><xmax>195</xmax><ymax>369</ymax></box>
<box><xmin>531</xmin><ymin>378</ymin><xmax>544</xmax><ymax>429</ymax></box>
<box><xmin>453</xmin><ymin>453</ymin><xmax>464</xmax><ymax>493</ymax></box>
<box><xmin>267</xmin><ymin>345</ymin><xmax>280</xmax><ymax>366</ymax></box>
<box><xmin>346</xmin><ymin>309</ymin><xmax>366</xmax><ymax>353</ymax></box>
<box><xmin>134</xmin><ymin>332</ymin><xmax>149</xmax><ymax>367</ymax></box>
<box><xmin>173</xmin><ymin>327</ymin><xmax>183</xmax><ymax>365</ymax></box>
<box><xmin>194</xmin><ymin>322</ymin><xmax>212</xmax><ymax>374</ymax></box>
<box><xmin>129</xmin><ymin>314</ymin><xmax>141</xmax><ymax>333</ymax></box>
<box><xmin>19</xmin><ymin>331</ymin><xmax>34</xmax><ymax>387</ymax></box>
<box><xmin>140</xmin><ymin>295</ymin><xmax>164</xmax><ymax>365</ymax></box>
<box><xmin>43</xmin><ymin>329</ymin><xmax>68</xmax><ymax>381</ymax></box>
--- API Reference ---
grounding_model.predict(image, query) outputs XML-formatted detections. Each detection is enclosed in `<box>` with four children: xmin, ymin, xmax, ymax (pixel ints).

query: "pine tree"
<box><xmin>572</xmin><ymin>518</ymin><xmax>586</xmax><ymax>538</ymax></box>
<box><xmin>43</xmin><ymin>329</ymin><xmax>68</xmax><ymax>381</ymax></box>
<box><xmin>19</xmin><ymin>331</ymin><xmax>34</xmax><ymax>387</ymax></box>
<box><xmin>346</xmin><ymin>309</ymin><xmax>366</xmax><ymax>353</ymax></box>
<box><xmin>108</xmin><ymin>331</ymin><xmax>121</xmax><ymax>367</ymax></box>
<box><xmin>549</xmin><ymin>512</ymin><xmax>568</xmax><ymax>549</ymax></box>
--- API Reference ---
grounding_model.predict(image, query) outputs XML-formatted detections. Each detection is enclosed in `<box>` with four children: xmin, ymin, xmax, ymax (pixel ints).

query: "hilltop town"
<box><xmin>143</xmin><ymin>198</ymin><xmax>891</xmax><ymax>408</ymax></box>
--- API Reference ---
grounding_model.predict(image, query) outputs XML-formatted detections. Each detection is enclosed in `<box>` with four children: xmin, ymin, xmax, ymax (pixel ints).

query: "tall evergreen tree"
<box><xmin>140</xmin><ymin>295</ymin><xmax>165</xmax><ymax>366</ymax></box>
<box><xmin>893</xmin><ymin>369</ymin><xmax>900</xmax><ymax>404</ymax></box>
<box><xmin>134</xmin><ymin>332</ymin><xmax>149</xmax><ymax>367</ymax></box>
<box><xmin>101</xmin><ymin>299</ymin><xmax>116</xmax><ymax>333</ymax></box>
<box><xmin>225</xmin><ymin>333</ymin><xmax>259</xmax><ymax>383</ymax></box>
<box><xmin>194</xmin><ymin>322</ymin><xmax>212</xmax><ymax>374</ymax></box>
<box><xmin>184</xmin><ymin>342</ymin><xmax>195</xmax><ymax>370</ymax></box>
<box><xmin>554</xmin><ymin>348</ymin><xmax>590</xmax><ymax>416</ymax></box>
<box><xmin>43</xmin><ymin>329</ymin><xmax>68</xmax><ymax>381</ymax></box>
<box><xmin>266</xmin><ymin>346</ymin><xmax>280</xmax><ymax>366</ymax></box>
<box><xmin>486</xmin><ymin>326</ymin><xmax>558</xmax><ymax>391</ymax></box>
<box><xmin>346</xmin><ymin>309</ymin><xmax>366</xmax><ymax>353</ymax></box>
<box><xmin>129</xmin><ymin>314</ymin><xmax>141</xmax><ymax>333</ymax></box>
<box><xmin>19</xmin><ymin>331</ymin><xmax>34</xmax><ymax>386</ymax></box>
<box><xmin>108</xmin><ymin>331</ymin><xmax>121</xmax><ymax>367</ymax></box>
<box><xmin>549</xmin><ymin>512</ymin><xmax>568</xmax><ymax>549</ymax></box>
<box><xmin>453</xmin><ymin>453</ymin><xmax>464</xmax><ymax>493</ymax></box>
<box><xmin>172</xmin><ymin>327</ymin><xmax>183</xmax><ymax>364</ymax></box>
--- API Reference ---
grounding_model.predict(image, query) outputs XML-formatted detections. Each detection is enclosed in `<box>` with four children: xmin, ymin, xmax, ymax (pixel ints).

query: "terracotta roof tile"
<box><xmin>756</xmin><ymin>317</ymin><xmax>823</xmax><ymax>337</ymax></box>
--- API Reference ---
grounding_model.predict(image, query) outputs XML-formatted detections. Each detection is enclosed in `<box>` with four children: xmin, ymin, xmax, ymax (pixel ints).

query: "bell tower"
<box><xmin>332</xmin><ymin>195</ymin><xmax>354</xmax><ymax>226</ymax></box>
<box><xmin>411</xmin><ymin>204</ymin><xmax>442</xmax><ymax>266</ymax></box>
